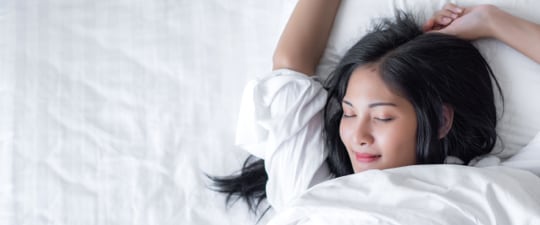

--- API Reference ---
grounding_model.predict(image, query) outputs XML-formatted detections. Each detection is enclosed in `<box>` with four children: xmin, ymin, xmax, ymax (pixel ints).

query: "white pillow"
<box><xmin>315</xmin><ymin>0</ymin><xmax>540</xmax><ymax>158</ymax></box>
<box><xmin>502</xmin><ymin>132</ymin><xmax>540</xmax><ymax>175</ymax></box>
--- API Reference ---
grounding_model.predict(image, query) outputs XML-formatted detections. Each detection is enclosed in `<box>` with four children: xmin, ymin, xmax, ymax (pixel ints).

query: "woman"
<box><xmin>210</xmin><ymin>0</ymin><xmax>540</xmax><ymax>216</ymax></box>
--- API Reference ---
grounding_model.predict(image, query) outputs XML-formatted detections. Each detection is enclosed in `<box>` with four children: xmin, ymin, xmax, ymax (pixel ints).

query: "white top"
<box><xmin>235</xmin><ymin>69</ymin><xmax>332</xmax><ymax>211</ymax></box>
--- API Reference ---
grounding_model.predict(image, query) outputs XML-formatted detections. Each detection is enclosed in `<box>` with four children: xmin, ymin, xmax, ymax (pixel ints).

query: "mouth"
<box><xmin>354</xmin><ymin>152</ymin><xmax>381</xmax><ymax>163</ymax></box>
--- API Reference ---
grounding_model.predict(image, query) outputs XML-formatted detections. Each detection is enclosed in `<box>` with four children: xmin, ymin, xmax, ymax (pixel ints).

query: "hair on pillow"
<box><xmin>315</xmin><ymin>0</ymin><xmax>540</xmax><ymax>158</ymax></box>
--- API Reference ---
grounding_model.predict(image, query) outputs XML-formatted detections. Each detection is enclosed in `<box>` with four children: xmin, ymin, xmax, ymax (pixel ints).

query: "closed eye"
<box><xmin>375</xmin><ymin>117</ymin><xmax>394</xmax><ymax>122</ymax></box>
<box><xmin>342</xmin><ymin>114</ymin><xmax>356</xmax><ymax>118</ymax></box>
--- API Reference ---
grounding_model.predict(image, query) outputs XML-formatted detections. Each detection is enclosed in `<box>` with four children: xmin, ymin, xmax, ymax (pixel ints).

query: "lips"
<box><xmin>354</xmin><ymin>152</ymin><xmax>381</xmax><ymax>163</ymax></box>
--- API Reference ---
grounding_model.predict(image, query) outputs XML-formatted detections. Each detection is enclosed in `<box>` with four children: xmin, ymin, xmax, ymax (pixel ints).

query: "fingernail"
<box><xmin>451</xmin><ymin>13</ymin><xmax>458</xmax><ymax>19</ymax></box>
<box><xmin>455</xmin><ymin>7</ymin><xmax>463</xmax><ymax>13</ymax></box>
<box><xmin>443</xmin><ymin>17</ymin><xmax>451</xmax><ymax>24</ymax></box>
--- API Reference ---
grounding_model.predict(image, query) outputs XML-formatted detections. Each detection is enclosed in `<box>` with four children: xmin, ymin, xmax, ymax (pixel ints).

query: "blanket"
<box><xmin>268</xmin><ymin>165</ymin><xmax>540</xmax><ymax>225</ymax></box>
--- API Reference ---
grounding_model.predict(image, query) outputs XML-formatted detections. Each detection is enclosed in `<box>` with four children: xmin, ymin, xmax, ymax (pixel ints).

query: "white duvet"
<box><xmin>268</xmin><ymin>165</ymin><xmax>540</xmax><ymax>225</ymax></box>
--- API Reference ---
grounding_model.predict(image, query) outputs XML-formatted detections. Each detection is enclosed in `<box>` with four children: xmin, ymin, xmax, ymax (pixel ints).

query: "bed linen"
<box><xmin>1</xmin><ymin>0</ymin><xmax>291</xmax><ymax>224</ymax></box>
<box><xmin>267</xmin><ymin>165</ymin><xmax>540</xmax><ymax>225</ymax></box>
<box><xmin>2</xmin><ymin>0</ymin><xmax>540</xmax><ymax>225</ymax></box>
<box><xmin>268</xmin><ymin>134</ymin><xmax>540</xmax><ymax>225</ymax></box>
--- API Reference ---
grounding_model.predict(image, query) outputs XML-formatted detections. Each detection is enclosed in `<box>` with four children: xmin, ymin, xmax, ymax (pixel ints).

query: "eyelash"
<box><xmin>375</xmin><ymin>117</ymin><xmax>394</xmax><ymax>122</ymax></box>
<box><xmin>341</xmin><ymin>114</ymin><xmax>394</xmax><ymax>122</ymax></box>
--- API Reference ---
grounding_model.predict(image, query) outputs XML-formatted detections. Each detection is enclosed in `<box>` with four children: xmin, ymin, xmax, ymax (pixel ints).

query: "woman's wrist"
<box><xmin>486</xmin><ymin>5</ymin><xmax>527</xmax><ymax>42</ymax></box>
<box><xmin>484</xmin><ymin>5</ymin><xmax>540</xmax><ymax>63</ymax></box>
<box><xmin>486</xmin><ymin>5</ymin><xmax>508</xmax><ymax>40</ymax></box>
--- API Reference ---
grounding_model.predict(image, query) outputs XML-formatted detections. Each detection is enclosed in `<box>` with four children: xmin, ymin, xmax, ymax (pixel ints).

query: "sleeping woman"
<box><xmin>210</xmin><ymin>0</ymin><xmax>540</xmax><ymax>219</ymax></box>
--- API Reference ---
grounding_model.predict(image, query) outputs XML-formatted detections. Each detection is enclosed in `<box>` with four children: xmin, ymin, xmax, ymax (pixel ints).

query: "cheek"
<box><xmin>338</xmin><ymin>121</ymin><xmax>347</xmax><ymax>144</ymax></box>
<box><xmin>376</xmin><ymin>129</ymin><xmax>399</xmax><ymax>150</ymax></box>
<box><xmin>397</xmin><ymin>120</ymin><xmax>417</xmax><ymax>161</ymax></box>
<box><xmin>378</xmin><ymin>121</ymin><xmax>417</xmax><ymax>155</ymax></box>
<box><xmin>339</xmin><ymin>120</ymin><xmax>355</xmax><ymax>149</ymax></box>
<box><xmin>404</xmin><ymin>116</ymin><xmax>418</xmax><ymax>148</ymax></box>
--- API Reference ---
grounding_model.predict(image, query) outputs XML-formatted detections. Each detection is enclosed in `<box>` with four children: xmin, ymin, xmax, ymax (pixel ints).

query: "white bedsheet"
<box><xmin>268</xmin><ymin>165</ymin><xmax>540</xmax><ymax>225</ymax></box>
<box><xmin>1</xmin><ymin>0</ymin><xmax>294</xmax><ymax>224</ymax></box>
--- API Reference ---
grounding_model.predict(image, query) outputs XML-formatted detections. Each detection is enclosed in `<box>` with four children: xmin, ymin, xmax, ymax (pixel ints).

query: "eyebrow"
<box><xmin>342</xmin><ymin>100</ymin><xmax>397</xmax><ymax>108</ymax></box>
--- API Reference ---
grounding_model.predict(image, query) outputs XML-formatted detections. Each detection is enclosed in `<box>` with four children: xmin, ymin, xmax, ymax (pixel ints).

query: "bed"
<box><xmin>1</xmin><ymin>0</ymin><xmax>540</xmax><ymax>224</ymax></box>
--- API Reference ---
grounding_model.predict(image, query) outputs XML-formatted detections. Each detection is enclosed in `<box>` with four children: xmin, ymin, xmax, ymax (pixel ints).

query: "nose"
<box><xmin>352</xmin><ymin>122</ymin><xmax>374</xmax><ymax>147</ymax></box>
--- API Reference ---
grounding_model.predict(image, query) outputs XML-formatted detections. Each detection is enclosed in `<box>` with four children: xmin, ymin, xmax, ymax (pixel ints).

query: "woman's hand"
<box><xmin>422</xmin><ymin>3</ymin><xmax>463</xmax><ymax>32</ymax></box>
<box><xmin>423</xmin><ymin>3</ymin><xmax>499</xmax><ymax>40</ymax></box>
<box><xmin>425</xmin><ymin>3</ymin><xmax>540</xmax><ymax>64</ymax></box>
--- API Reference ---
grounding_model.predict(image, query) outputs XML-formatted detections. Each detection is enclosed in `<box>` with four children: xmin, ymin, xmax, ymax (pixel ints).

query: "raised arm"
<box><xmin>424</xmin><ymin>4</ymin><xmax>540</xmax><ymax>64</ymax></box>
<box><xmin>490</xmin><ymin>6</ymin><xmax>540</xmax><ymax>64</ymax></box>
<box><xmin>272</xmin><ymin>0</ymin><xmax>342</xmax><ymax>75</ymax></box>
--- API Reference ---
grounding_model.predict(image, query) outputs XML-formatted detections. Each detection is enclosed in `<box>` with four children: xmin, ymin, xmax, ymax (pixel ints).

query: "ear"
<box><xmin>438</xmin><ymin>104</ymin><xmax>454</xmax><ymax>139</ymax></box>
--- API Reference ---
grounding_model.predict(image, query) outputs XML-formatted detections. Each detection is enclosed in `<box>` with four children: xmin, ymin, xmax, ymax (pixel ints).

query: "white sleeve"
<box><xmin>235</xmin><ymin>69</ymin><xmax>332</xmax><ymax>211</ymax></box>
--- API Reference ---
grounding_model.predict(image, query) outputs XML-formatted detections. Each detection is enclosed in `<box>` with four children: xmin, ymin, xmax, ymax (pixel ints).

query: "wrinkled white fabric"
<box><xmin>236</xmin><ymin>69</ymin><xmax>332</xmax><ymax>211</ymax></box>
<box><xmin>267</xmin><ymin>165</ymin><xmax>540</xmax><ymax>225</ymax></box>
<box><xmin>502</xmin><ymin>132</ymin><xmax>540</xmax><ymax>176</ymax></box>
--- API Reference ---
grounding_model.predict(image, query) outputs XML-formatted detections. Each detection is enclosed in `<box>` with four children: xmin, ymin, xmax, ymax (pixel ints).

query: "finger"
<box><xmin>422</xmin><ymin>18</ymin><xmax>435</xmax><ymax>32</ymax></box>
<box><xmin>437</xmin><ymin>16</ymin><xmax>453</xmax><ymax>25</ymax></box>
<box><xmin>443</xmin><ymin>3</ymin><xmax>464</xmax><ymax>14</ymax></box>
<box><xmin>436</xmin><ymin>9</ymin><xmax>459</xmax><ymax>20</ymax></box>
<box><xmin>426</xmin><ymin>26</ymin><xmax>444</xmax><ymax>34</ymax></box>
<box><xmin>433</xmin><ymin>25</ymin><xmax>444</xmax><ymax>31</ymax></box>
<box><xmin>425</xmin><ymin>4</ymin><xmax>463</xmax><ymax>31</ymax></box>
<box><xmin>435</xmin><ymin>26</ymin><xmax>456</xmax><ymax>36</ymax></box>
<box><xmin>425</xmin><ymin>10</ymin><xmax>454</xmax><ymax>30</ymax></box>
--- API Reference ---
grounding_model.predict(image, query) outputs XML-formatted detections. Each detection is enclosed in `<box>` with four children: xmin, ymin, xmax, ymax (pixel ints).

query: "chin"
<box><xmin>352</xmin><ymin>165</ymin><xmax>377</xmax><ymax>173</ymax></box>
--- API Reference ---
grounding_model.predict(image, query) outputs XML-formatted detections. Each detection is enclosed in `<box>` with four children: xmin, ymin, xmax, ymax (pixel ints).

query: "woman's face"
<box><xmin>340</xmin><ymin>64</ymin><xmax>417</xmax><ymax>173</ymax></box>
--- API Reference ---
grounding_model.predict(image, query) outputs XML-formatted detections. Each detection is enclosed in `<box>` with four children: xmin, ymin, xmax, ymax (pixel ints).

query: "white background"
<box><xmin>0</xmin><ymin>0</ymin><xmax>295</xmax><ymax>224</ymax></box>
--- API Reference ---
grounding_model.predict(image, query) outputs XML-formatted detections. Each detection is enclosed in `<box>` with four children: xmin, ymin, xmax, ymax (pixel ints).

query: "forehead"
<box><xmin>344</xmin><ymin>64</ymin><xmax>400</xmax><ymax>104</ymax></box>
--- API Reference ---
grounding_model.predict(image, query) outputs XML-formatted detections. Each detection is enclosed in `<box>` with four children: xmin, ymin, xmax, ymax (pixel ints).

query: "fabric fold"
<box><xmin>235</xmin><ymin>69</ymin><xmax>331</xmax><ymax>211</ymax></box>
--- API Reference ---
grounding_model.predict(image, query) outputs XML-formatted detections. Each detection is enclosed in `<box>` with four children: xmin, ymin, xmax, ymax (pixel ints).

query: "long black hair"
<box><xmin>207</xmin><ymin>155</ymin><xmax>269</xmax><ymax>216</ymax></box>
<box><xmin>208</xmin><ymin>11</ymin><xmax>503</xmax><ymax>216</ymax></box>
<box><xmin>324</xmin><ymin>12</ymin><xmax>503</xmax><ymax>176</ymax></box>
